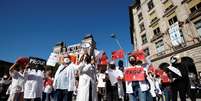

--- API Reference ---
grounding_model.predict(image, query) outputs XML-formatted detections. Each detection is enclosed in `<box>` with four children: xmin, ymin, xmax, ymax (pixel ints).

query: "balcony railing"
<box><xmin>150</xmin><ymin>41</ymin><xmax>201</xmax><ymax>62</ymax></box>
<box><xmin>161</xmin><ymin>0</ymin><xmax>168</xmax><ymax>4</ymax></box>
<box><xmin>151</xmin><ymin>32</ymin><xmax>164</xmax><ymax>42</ymax></box>
<box><xmin>188</xmin><ymin>8</ymin><xmax>201</xmax><ymax>20</ymax></box>
<box><xmin>181</xmin><ymin>0</ymin><xmax>192</xmax><ymax>4</ymax></box>
<box><xmin>163</xmin><ymin>5</ymin><xmax>177</xmax><ymax>17</ymax></box>
<box><xmin>149</xmin><ymin>17</ymin><xmax>160</xmax><ymax>27</ymax></box>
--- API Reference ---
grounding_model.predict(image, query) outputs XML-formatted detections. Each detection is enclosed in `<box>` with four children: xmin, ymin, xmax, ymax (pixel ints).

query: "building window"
<box><xmin>195</xmin><ymin>20</ymin><xmax>201</xmax><ymax>38</ymax></box>
<box><xmin>190</xmin><ymin>2</ymin><xmax>201</xmax><ymax>13</ymax></box>
<box><xmin>141</xmin><ymin>34</ymin><xmax>148</xmax><ymax>44</ymax></box>
<box><xmin>138</xmin><ymin>13</ymin><xmax>143</xmax><ymax>22</ymax></box>
<box><xmin>153</xmin><ymin>27</ymin><xmax>161</xmax><ymax>36</ymax></box>
<box><xmin>155</xmin><ymin>39</ymin><xmax>165</xmax><ymax>55</ymax></box>
<box><xmin>168</xmin><ymin>22</ymin><xmax>184</xmax><ymax>46</ymax></box>
<box><xmin>160</xmin><ymin>0</ymin><xmax>168</xmax><ymax>4</ymax></box>
<box><xmin>140</xmin><ymin>23</ymin><xmax>145</xmax><ymax>32</ymax></box>
<box><xmin>168</xmin><ymin>16</ymin><xmax>178</xmax><ymax>25</ymax></box>
<box><xmin>137</xmin><ymin>6</ymin><xmax>141</xmax><ymax>11</ymax></box>
<box><xmin>148</xmin><ymin>0</ymin><xmax>154</xmax><ymax>11</ymax></box>
<box><xmin>144</xmin><ymin>48</ymin><xmax>150</xmax><ymax>56</ymax></box>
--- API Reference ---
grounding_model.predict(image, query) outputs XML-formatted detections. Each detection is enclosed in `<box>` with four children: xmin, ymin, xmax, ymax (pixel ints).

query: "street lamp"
<box><xmin>110</xmin><ymin>33</ymin><xmax>123</xmax><ymax>49</ymax></box>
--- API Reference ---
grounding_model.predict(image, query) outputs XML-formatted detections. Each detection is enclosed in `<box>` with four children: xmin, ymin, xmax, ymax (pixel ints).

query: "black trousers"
<box><xmin>67</xmin><ymin>91</ymin><xmax>73</xmax><ymax>101</ymax></box>
<box><xmin>189</xmin><ymin>89</ymin><xmax>196</xmax><ymax>101</ymax></box>
<box><xmin>24</xmin><ymin>98</ymin><xmax>41</xmax><ymax>101</ymax></box>
<box><xmin>171</xmin><ymin>79</ymin><xmax>189</xmax><ymax>101</ymax></box>
<box><xmin>106</xmin><ymin>84</ymin><xmax>118</xmax><ymax>101</ymax></box>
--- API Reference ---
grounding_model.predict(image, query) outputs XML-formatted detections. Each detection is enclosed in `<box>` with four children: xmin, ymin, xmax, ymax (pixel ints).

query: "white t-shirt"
<box><xmin>24</xmin><ymin>69</ymin><xmax>44</xmax><ymax>99</ymax></box>
<box><xmin>9</xmin><ymin>71</ymin><xmax>25</xmax><ymax>94</ymax></box>
<box><xmin>97</xmin><ymin>73</ymin><xmax>106</xmax><ymax>88</ymax></box>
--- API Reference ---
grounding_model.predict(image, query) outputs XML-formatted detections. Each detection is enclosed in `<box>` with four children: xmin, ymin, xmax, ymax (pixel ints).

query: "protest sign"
<box><xmin>46</xmin><ymin>52</ymin><xmax>59</xmax><ymax>66</ymax></box>
<box><xmin>112</xmin><ymin>49</ymin><xmax>124</xmax><ymax>60</ymax></box>
<box><xmin>124</xmin><ymin>66</ymin><xmax>145</xmax><ymax>81</ymax></box>
<box><xmin>29</xmin><ymin>57</ymin><xmax>46</xmax><ymax>66</ymax></box>
<box><xmin>168</xmin><ymin>65</ymin><xmax>182</xmax><ymax>77</ymax></box>
<box><xmin>128</xmin><ymin>49</ymin><xmax>145</xmax><ymax>61</ymax></box>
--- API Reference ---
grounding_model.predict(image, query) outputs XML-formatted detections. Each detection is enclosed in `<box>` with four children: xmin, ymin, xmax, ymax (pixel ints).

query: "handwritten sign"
<box><xmin>124</xmin><ymin>66</ymin><xmax>145</xmax><ymax>81</ymax></box>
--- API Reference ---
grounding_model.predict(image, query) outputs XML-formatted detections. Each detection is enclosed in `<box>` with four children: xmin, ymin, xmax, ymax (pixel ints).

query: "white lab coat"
<box><xmin>67</xmin><ymin>63</ymin><xmax>77</xmax><ymax>91</ymax></box>
<box><xmin>76</xmin><ymin>62</ymin><xmax>97</xmax><ymax>101</ymax></box>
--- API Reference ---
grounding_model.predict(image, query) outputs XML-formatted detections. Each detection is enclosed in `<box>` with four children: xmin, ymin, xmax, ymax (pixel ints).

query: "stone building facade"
<box><xmin>129</xmin><ymin>0</ymin><xmax>201</xmax><ymax>75</ymax></box>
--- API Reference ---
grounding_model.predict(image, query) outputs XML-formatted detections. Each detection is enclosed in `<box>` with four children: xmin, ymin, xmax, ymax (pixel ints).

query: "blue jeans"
<box><xmin>162</xmin><ymin>87</ymin><xmax>171</xmax><ymax>101</ymax></box>
<box><xmin>42</xmin><ymin>92</ymin><xmax>53</xmax><ymax>101</ymax></box>
<box><xmin>129</xmin><ymin>84</ymin><xmax>147</xmax><ymax>101</ymax></box>
<box><xmin>54</xmin><ymin>89</ymin><xmax>68</xmax><ymax>101</ymax></box>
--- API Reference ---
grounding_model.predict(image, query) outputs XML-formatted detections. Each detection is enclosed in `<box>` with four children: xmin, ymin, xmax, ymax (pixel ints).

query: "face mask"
<box><xmin>85</xmin><ymin>56</ymin><xmax>91</xmax><ymax>63</ymax></box>
<box><xmin>64</xmin><ymin>58</ymin><xmax>71</xmax><ymax>64</ymax></box>
<box><xmin>170</xmin><ymin>57</ymin><xmax>177</xmax><ymax>64</ymax></box>
<box><xmin>110</xmin><ymin>64</ymin><xmax>116</xmax><ymax>69</ymax></box>
<box><xmin>129</xmin><ymin>61</ymin><xmax>135</xmax><ymax>66</ymax></box>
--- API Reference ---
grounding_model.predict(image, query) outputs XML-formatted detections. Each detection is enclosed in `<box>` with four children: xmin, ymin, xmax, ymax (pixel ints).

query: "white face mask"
<box><xmin>64</xmin><ymin>58</ymin><xmax>71</xmax><ymax>64</ymax></box>
<box><xmin>170</xmin><ymin>57</ymin><xmax>177</xmax><ymax>64</ymax></box>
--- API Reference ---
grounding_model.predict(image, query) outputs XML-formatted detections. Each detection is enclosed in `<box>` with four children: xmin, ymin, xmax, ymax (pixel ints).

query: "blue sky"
<box><xmin>0</xmin><ymin>0</ymin><xmax>133</xmax><ymax>63</ymax></box>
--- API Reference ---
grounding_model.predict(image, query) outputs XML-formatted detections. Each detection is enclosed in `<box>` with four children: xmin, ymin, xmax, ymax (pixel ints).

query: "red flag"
<box><xmin>100</xmin><ymin>52</ymin><xmax>108</xmax><ymax>65</ymax></box>
<box><xmin>112</xmin><ymin>49</ymin><xmax>124</xmax><ymax>60</ymax></box>
<box><xmin>69</xmin><ymin>55</ymin><xmax>77</xmax><ymax>64</ymax></box>
<box><xmin>128</xmin><ymin>49</ymin><xmax>145</xmax><ymax>61</ymax></box>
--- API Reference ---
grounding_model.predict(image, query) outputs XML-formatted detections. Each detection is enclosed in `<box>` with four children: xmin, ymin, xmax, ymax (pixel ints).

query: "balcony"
<box><xmin>163</xmin><ymin>5</ymin><xmax>177</xmax><ymax>17</ymax></box>
<box><xmin>161</xmin><ymin>0</ymin><xmax>168</xmax><ymax>4</ymax></box>
<box><xmin>151</xmin><ymin>40</ymin><xmax>201</xmax><ymax>62</ymax></box>
<box><xmin>157</xmin><ymin>50</ymin><xmax>166</xmax><ymax>56</ymax></box>
<box><xmin>188</xmin><ymin>8</ymin><xmax>201</xmax><ymax>21</ymax></box>
<box><xmin>181</xmin><ymin>0</ymin><xmax>192</xmax><ymax>4</ymax></box>
<box><xmin>149</xmin><ymin>17</ymin><xmax>160</xmax><ymax>27</ymax></box>
<box><xmin>151</xmin><ymin>32</ymin><xmax>164</xmax><ymax>42</ymax></box>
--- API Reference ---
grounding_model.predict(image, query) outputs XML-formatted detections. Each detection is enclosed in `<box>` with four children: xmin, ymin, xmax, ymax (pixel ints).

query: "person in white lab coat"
<box><xmin>53</xmin><ymin>56</ymin><xmax>74</xmax><ymax>101</ymax></box>
<box><xmin>66</xmin><ymin>60</ymin><xmax>78</xmax><ymax>101</ymax></box>
<box><xmin>76</xmin><ymin>53</ymin><xmax>97</xmax><ymax>101</ymax></box>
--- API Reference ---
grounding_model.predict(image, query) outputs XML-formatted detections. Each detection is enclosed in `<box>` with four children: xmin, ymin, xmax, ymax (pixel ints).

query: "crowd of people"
<box><xmin>0</xmin><ymin>51</ymin><xmax>200</xmax><ymax>101</ymax></box>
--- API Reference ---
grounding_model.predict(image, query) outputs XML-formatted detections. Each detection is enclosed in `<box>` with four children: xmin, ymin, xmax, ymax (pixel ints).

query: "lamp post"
<box><xmin>111</xmin><ymin>33</ymin><xmax>123</xmax><ymax>49</ymax></box>
<box><xmin>110</xmin><ymin>33</ymin><xmax>128</xmax><ymax>66</ymax></box>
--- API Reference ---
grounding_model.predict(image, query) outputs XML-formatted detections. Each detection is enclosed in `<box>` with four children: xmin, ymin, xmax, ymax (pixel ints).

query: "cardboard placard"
<box><xmin>46</xmin><ymin>53</ymin><xmax>59</xmax><ymax>66</ymax></box>
<box><xmin>124</xmin><ymin>66</ymin><xmax>145</xmax><ymax>81</ymax></box>
<box><xmin>29</xmin><ymin>57</ymin><xmax>46</xmax><ymax>66</ymax></box>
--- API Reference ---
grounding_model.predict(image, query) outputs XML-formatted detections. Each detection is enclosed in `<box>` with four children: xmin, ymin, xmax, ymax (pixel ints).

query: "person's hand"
<box><xmin>117</xmin><ymin>76</ymin><xmax>122</xmax><ymax>81</ymax></box>
<box><xmin>25</xmin><ymin>63</ymin><xmax>30</xmax><ymax>70</ymax></box>
<box><xmin>127</xmin><ymin>81</ymin><xmax>132</xmax><ymax>84</ymax></box>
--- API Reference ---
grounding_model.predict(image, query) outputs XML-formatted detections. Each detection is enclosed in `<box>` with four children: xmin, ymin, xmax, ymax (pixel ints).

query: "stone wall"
<box><xmin>152</xmin><ymin>45</ymin><xmax>201</xmax><ymax>73</ymax></box>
